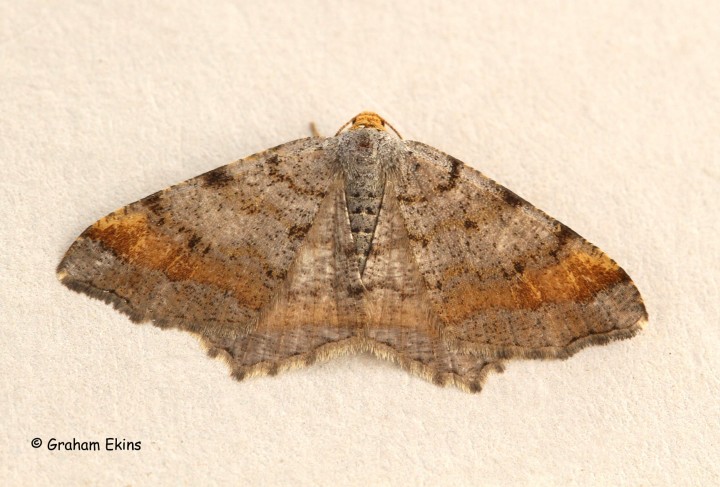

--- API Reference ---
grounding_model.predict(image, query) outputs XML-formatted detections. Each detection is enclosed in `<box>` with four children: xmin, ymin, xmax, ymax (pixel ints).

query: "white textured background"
<box><xmin>1</xmin><ymin>1</ymin><xmax>718</xmax><ymax>485</ymax></box>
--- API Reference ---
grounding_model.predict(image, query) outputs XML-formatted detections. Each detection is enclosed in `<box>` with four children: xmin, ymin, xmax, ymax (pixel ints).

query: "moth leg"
<box><xmin>309</xmin><ymin>121</ymin><xmax>322</xmax><ymax>138</ymax></box>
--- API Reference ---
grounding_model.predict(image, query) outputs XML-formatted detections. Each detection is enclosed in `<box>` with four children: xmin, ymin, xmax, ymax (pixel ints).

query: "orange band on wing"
<box><xmin>85</xmin><ymin>211</ymin><xmax>270</xmax><ymax>310</ymax></box>
<box><xmin>442</xmin><ymin>251</ymin><xmax>628</xmax><ymax>323</ymax></box>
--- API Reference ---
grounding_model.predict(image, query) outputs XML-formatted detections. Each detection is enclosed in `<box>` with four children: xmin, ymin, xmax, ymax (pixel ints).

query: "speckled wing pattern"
<box><xmin>393</xmin><ymin>141</ymin><xmax>647</xmax><ymax>362</ymax></box>
<box><xmin>58</xmin><ymin>114</ymin><xmax>647</xmax><ymax>393</ymax></box>
<box><xmin>58</xmin><ymin>137</ymin><xmax>337</xmax><ymax>348</ymax></box>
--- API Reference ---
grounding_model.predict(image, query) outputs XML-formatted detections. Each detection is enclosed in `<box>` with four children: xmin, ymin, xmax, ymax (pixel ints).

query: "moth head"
<box><xmin>335</xmin><ymin>112</ymin><xmax>402</xmax><ymax>138</ymax></box>
<box><xmin>350</xmin><ymin>112</ymin><xmax>387</xmax><ymax>131</ymax></box>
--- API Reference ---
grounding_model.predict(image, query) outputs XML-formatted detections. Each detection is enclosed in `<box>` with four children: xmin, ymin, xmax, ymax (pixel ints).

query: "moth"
<box><xmin>58</xmin><ymin>112</ymin><xmax>647</xmax><ymax>392</ymax></box>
